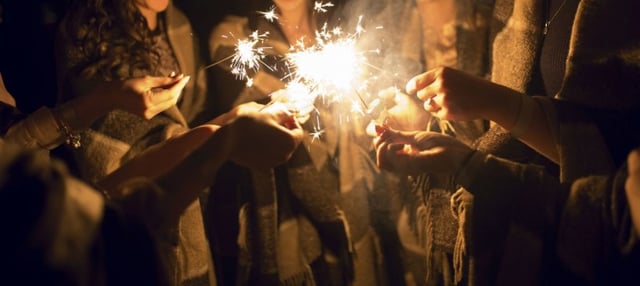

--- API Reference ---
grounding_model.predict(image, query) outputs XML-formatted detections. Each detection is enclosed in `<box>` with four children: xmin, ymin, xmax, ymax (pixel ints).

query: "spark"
<box><xmin>271</xmin><ymin>16</ymin><xmax>390</xmax><ymax>124</ymax></box>
<box><xmin>310</xmin><ymin>129</ymin><xmax>325</xmax><ymax>142</ymax></box>
<box><xmin>204</xmin><ymin>31</ymin><xmax>272</xmax><ymax>84</ymax></box>
<box><xmin>355</xmin><ymin>15</ymin><xmax>365</xmax><ymax>36</ymax></box>
<box><xmin>230</xmin><ymin>31</ymin><xmax>270</xmax><ymax>80</ymax></box>
<box><xmin>314</xmin><ymin>1</ymin><xmax>334</xmax><ymax>13</ymax></box>
<box><xmin>259</xmin><ymin>6</ymin><xmax>278</xmax><ymax>22</ymax></box>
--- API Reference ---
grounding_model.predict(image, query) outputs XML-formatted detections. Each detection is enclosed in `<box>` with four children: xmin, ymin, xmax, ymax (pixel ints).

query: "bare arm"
<box><xmin>100</xmin><ymin>106</ymin><xmax>303</xmax><ymax>222</ymax></box>
<box><xmin>406</xmin><ymin>67</ymin><xmax>560</xmax><ymax>163</ymax></box>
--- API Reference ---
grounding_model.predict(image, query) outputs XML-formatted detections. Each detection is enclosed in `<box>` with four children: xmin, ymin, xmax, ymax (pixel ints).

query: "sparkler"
<box><xmin>204</xmin><ymin>31</ymin><xmax>272</xmax><ymax>86</ymax></box>
<box><xmin>212</xmin><ymin>1</ymin><xmax>417</xmax><ymax>140</ymax></box>
<box><xmin>279</xmin><ymin>19</ymin><xmax>381</xmax><ymax>118</ymax></box>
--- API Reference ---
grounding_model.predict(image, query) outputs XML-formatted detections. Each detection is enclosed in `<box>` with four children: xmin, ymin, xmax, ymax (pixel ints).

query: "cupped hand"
<box><xmin>226</xmin><ymin>106</ymin><xmax>304</xmax><ymax>169</ymax></box>
<box><xmin>106</xmin><ymin>75</ymin><xmax>190</xmax><ymax>119</ymax></box>
<box><xmin>373</xmin><ymin>125</ymin><xmax>474</xmax><ymax>175</ymax></box>
<box><xmin>405</xmin><ymin>66</ymin><xmax>518</xmax><ymax>121</ymax></box>
<box><xmin>375</xmin><ymin>87</ymin><xmax>431</xmax><ymax>132</ymax></box>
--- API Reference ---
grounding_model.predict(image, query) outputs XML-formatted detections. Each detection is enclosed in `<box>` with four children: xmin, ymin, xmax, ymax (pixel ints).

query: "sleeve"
<box><xmin>456</xmin><ymin>151</ymin><xmax>569</xmax><ymax>238</ymax></box>
<box><xmin>3</xmin><ymin>106</ymin><xmax>64</xmax><ymax>150</ymax></box>
<box><xmin>556</xmin><ymin>165</ymin><xmax>640</xmax><ymax>284</ymax></box>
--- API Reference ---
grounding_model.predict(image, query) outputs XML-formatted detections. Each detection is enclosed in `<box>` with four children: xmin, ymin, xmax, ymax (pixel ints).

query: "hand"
<box><xmin>373</xmin><ymin>125</ymin><xmax>474</xmax><ymax>175</ymax></box>
<box><xmin>406</xmin><ymin>66</ymin><xmax>520</xmax><ymax>121</ymax></box>
<box><xmin>100</xmin><ymin>75</ymin><xmax>190</xmax><ymax>119</ymax></box>
<box><xmin>208</xmin><ymin>101</ymin><xmax>265</xmax><ymax>126</ymax></box>
<box><xmin>375</xmin><ymin>87</ymin><xmax>431</xmax><ymax>132</ymax></box>
<box><xmin>0</xmin><ymin>73</ymin><xmax>16</xmax><ymax>107</ymax></box>
<box><xmin>626</xmin><ymin>148</ymin><xmax>640</xmax><ymax>236</ymax></box>
<box><xmin>225</xmin><ymin>106</ymin><xmax>304</xmax><ymax>169</ymax></box>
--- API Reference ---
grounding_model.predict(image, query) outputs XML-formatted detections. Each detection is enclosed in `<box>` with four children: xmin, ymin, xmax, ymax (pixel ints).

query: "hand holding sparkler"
<box><xmin>406</xmin><ymin>66</ymin><xmax>522</xmax><ymax>124</ymax></box>
<box><xmin>223</xmin><ymin>105</ymin><xmax>304</xmax><ymax>169</ymax></box>
<box><xmin>366</xmin><ymin>87</ymin><xmax>432</xmax><ymax>135</ymax></box>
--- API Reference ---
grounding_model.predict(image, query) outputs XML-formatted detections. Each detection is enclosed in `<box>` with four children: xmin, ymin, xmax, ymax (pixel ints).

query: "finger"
<box><xmin>146</xmin><ymin>97</ymin><xmax>179</xmax><ymax>117</ymax></box>
<box><xmin>375</xmin><ymin>140</ymin><xmax>390</xmax><ymax>169</ymax></box>
<box><xmin>374</xmin><ymin>124</ymin><xmax>387</xmax><ymax>136</ymax></box>
<box><xmin>148</xmin><ymin>87</ymin><xmax>181</xmax><ymax>106</ymax></box>
<box><xmin>382</xmin><ymin>143</ymin><xmax>407</xmax><ymax>172</ymax></box>
<box><xmin>406</xmin><ymin>69</ymin><xmax>438</xmax><ymax>95</ymax></box>
<box><xmin>629</xmin><ymin>148</ymin><xmax>640</xmax><ymax>172</ymax></box>
<box><xmin>145</xmin><ymin>74</ymin><xmax>183</xmax><ymax>88</ymax></box>
<box><xmin>422</xmin><ymin>97</ymin><xmax>437</xmax><ymax>113</ymax></box>
<box><xmin>167</xmin><ymin>75</ymin><xmax>190</xmax><ymax>92</ymax></box>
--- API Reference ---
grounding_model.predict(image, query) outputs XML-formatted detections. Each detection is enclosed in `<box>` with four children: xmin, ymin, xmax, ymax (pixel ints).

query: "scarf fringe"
<box><xmin>280</xmin><ymin>265</ymin><xmax>316</xmax><ymax>286</ymax></box>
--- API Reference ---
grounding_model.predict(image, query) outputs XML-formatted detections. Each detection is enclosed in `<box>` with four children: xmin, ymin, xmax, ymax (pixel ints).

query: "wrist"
<box><xmin>482</xmin><ymin>85</ymin><xmax>524</xmax><ymax>129</ymax></box>
<box><xmin>52</xmin><ymin>105</ymin><xmax>81</xmax><ymax>148</ymax></box>
<box><xmin>202</xmin><ymin>124</ymin><xmax>234</xmax><ymax>169</ymax></box>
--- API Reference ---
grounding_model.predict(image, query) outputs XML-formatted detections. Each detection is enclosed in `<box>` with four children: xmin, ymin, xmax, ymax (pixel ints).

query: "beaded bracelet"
<box><xmin>52</xmin><ymin>109</ymin><xmax>81</xmax><ymax>148</ymax></box>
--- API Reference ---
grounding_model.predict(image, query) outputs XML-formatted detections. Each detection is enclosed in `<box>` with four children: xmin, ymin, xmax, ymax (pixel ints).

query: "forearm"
<box><xmin>98</xmin><ymin>125</ymin><xmax>219</xmax><ymax>196</ymax></box>
<box><xmin>3</xmin><ymin>92</ymin><xmax>116</xmax><ymax>150</ymax></box>
<box><xmin>57</xmin><ymin>92</ymin><xmax>116</xmax><ymax>131</ymax></box>
<box><xmin>154</xmin><ymin>124</ymin><xmax>232</xmax><ymax>218</ymax></box>
<box><xmin>483</xmin><ymin>85</ymin><xmax>559</xmax><ymax>163</ymax></box>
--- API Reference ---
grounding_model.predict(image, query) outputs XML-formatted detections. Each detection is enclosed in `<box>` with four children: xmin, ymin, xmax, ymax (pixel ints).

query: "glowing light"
<box><xmin>204</xmin><ymin>30</ymin><xmax>272</xmax><ymax>85</ymax></box>
<box><xmin>287</xmin><ymin>37</ymin><xmax>365</xmax><ymax>96</ymax></box>
<box><xmin>310</xmin><ymin>129</ymin><xmax>325</xmax><ymax>142</ymax></box>
<box><xmin>314</xmin><ymin>1</ymin><xmax>334</xmax><ymax>13</ymax></box>
<box><xmin>259</xmin><ymin>6</ymin><xmax>278</xmax><ymax>22</ymax></box>
<box><xmin>211</xmin><ymin>3</ymin><xmax>395</xmax><ymax>137</ymax></box>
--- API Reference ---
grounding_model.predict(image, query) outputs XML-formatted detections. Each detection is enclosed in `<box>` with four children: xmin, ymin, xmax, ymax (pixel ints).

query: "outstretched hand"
<box><xmin>101</xmin><ymin>75</ymin><xmax>190</xmax><ymax>120</ymax></box>
<box><xmin>225</xmin><ymin>104</ymin><xmax>304</xmax><ymax>169</ymax></box>
<box><xmin>373</xmin><ymin>124</ymin><xmax>474</xmax><ymax>175</ymax></box>
<box><xmin>373</xmin><ymin>87</ymin><xmax>431</xmax><ymax>132</ymax></box>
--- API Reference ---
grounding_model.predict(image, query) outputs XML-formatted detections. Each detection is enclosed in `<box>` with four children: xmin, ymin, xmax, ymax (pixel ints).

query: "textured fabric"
<box><xmin>396</xmin><ymin>1</ymin><xmax>493</xmax><ymax>285</ymax></box>
<box><xmin>450</xmin><ymin>0</ymin><xmax>640</xmax><ymax>285</ymax></box>
<box><xmin>55</xmin><ymin>4</ymin><xmax>212</xmax><ymax>286</ymax></box>
<box><xmin>0</xmin><ymin>144</ymin><xmax>168</xmax><ymax>286</ymax></box>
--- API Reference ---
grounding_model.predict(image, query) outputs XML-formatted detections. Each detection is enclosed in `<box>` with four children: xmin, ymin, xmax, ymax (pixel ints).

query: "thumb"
<box><xmin>406</xmin><ymin>69</ymin><xmax>438</xmax><ymax>95</ymax></box>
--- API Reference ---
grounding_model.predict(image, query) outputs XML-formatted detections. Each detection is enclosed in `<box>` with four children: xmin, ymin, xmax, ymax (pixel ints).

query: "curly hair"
<box><xmin>61</xmin><ymin>0</ymin><xmax>160</xmax><ymax>81</ymax></box>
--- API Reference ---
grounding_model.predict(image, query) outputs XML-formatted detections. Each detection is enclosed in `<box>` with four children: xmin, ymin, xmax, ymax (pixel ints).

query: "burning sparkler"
<box><xmin>205</xmin><ymin>30</ymin><xmax>271</xmax><ymax>86</ymax></box>
<box><xmin>211</xmin><ymin>1</ymin><xmax>412</xmax><ymax>140</ymax></box>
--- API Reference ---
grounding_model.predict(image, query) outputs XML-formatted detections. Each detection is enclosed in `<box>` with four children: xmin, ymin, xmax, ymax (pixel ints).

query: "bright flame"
<box><xmin>287</xmin><ymin>38</ymin><xmax>364</xmax><ymax>97</ymax></box>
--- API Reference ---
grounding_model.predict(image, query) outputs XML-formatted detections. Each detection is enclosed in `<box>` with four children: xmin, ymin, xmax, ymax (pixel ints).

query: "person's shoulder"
<box><xmin>165</xmin><ymin>3</ymin><xmax>192</xmax><ymax>28</ymax></box>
